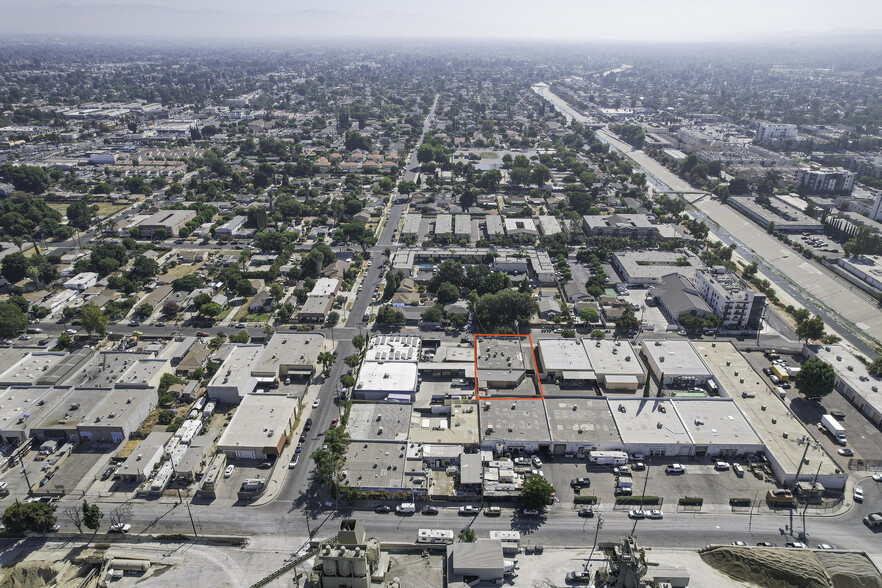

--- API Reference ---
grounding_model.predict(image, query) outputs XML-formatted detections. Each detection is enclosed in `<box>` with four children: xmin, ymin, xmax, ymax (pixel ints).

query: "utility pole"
<box><xmin>304</xmin><ymin>510</ymin><xmax>312</xmax><ymax>537</ymax></box>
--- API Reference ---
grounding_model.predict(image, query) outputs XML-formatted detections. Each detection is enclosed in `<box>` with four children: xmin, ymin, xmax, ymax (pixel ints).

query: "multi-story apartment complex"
<box><xmin>796</xmin><ymin>166</ymin><xmax>856</xmax><ymax>194</ymax></box>
<box><xmin>694</xmin><ymin>268</ymin><xmax>766</xmax><ymax>329</ymax></box>
<box><xmin>754</xmin><ymin>122</ymin><xmax>797</xmax><ymax>144</ymax></box>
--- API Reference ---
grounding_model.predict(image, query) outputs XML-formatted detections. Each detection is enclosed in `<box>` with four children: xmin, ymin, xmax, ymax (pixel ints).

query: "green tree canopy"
<box><xmin>2</xmin><ymin>501</ymin><xmax>58</xmax><ymax>534</ymax></box>
<box><xmin>521</xmin><ymin>475</ymin><xmax>555</xmax><ymax>511</ymax></box>
<box><xmin>80</xmin><ymin>303</ymin><xmax>107</xmax><ymax>336</ymax></box>
<box><xmin>0</xmin><ymin>302</ymin><xmax>27</xmax><ymax>337</ymax></box>
<box><xmin>796</xmin><ymin>315</ymin><xmax>826</xmax><ymax>343</ymax></box>
<box><xmin>794</xmin><ymin>357</ymin><xmax>836</xmax><ymax>401</ymax></box>
<box><xmin>436</xmin><ymin>282</ymin><xmax>460</xmax><ymax>305</ymax></box>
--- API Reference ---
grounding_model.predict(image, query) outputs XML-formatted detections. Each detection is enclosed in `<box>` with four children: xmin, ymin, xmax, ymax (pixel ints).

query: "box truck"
<box><xmin>820</xmin><ymin>414</ymin><xmax>847</xmax><ymax>445</ymax></box>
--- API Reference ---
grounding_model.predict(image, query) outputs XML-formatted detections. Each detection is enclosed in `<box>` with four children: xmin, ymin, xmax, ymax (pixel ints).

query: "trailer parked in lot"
<box><xmin>819</xmin><ymin>414</ymin><xmax>847</xmax><ymax>445</ymax></box>
<box><xmin>588</xmin><ymin>450</ymin><xmax>628</xmax><ymax>465</ymax></box>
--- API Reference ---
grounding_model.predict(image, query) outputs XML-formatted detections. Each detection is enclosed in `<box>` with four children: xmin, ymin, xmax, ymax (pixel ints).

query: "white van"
<box><xmin>396</xmin><ymin>502</ymin><xmax>416</xmax><ymax>514</ymax></box>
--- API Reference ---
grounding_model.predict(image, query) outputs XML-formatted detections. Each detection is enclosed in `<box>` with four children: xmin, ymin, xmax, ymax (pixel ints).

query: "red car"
<box><xmin>331</xmin><ymin>417</ymin><xmax>339</xmax><ymax>426</ymax></box>
<box><xmin>196</xmin><ymin>331</ymin><xmax>209</xmax><ymax>337</ymax></box>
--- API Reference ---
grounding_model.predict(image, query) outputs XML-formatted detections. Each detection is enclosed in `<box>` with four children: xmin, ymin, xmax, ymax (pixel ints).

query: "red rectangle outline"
<box><xmin>473</xmin><ymin>333</ymin><xmax>544</xmax><ymax>401</ymax></box>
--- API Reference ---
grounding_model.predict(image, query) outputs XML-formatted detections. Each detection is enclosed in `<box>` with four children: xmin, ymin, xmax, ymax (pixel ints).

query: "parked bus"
<box><xmin>417</xmin><ymin>529</ymin><xmax>454</xmax><ymax>544</ymax></box>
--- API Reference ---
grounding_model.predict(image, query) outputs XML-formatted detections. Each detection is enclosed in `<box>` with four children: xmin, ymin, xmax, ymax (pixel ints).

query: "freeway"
<box><xmin>534</xmin><ymin>83</ymin><xmax>882</xmax><ymax>355</ymax></box>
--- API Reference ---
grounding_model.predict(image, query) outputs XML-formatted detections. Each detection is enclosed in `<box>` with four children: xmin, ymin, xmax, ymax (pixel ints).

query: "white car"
<box><xmin>613</xmin><ymin>465</ymin><xmax>630</xmax><ymax>475</ymax></box>
<box><xmin>665</xmin><ymin>464</ymin><xmax>685</xmax><ymax>474</ymax></box>
<box><xmin>628</xmin><ymin>509</ymin><xmax>646</xmax><ymax>519</ymax></box>
<box><xmin>224</xmin><ymin>465</ymin><xmax>235</xmax><ymax>478</ymax></box>
<box><xmin>714</xmin><ymin>461</ymin><xmax>731</xmax><ymax>471</ymax></box>
<box><xmin>646</xmin><ymin>510</ymin><xmax>664</xmax><ymax>519</ymax></box>
<box><xmin>109</xmin><ymin>523</ymin><xmax>131</xmax><ymax>533</ymax></box>
<box><xmin>854</xmin><ymin>487</ymin><xmax>864</xmax><ymax>502</ymax></box>
<box><xmin>288</xmin><ymin>456</ymin><xmax>298</xmax><ymax>469</ymax></box>
<box><xmin>838</xmin><ymin>448</ymin><xmax>855</xmax><ymax>456</ymax></box>
<box><xmin>458</xmin><ymin>505</ymin><xmax>479</xmax><ymax>515</ymax></box>
<box><xmin>312</xmin><ymin>399</ymin><xmax>320</xmax><ymax>408</ymax></box>
<box><xmin>816</xmin><ymin>544</ymin><xmax>836</xmax><ymax>550</ymax></box>
<box><xmin>530</xmin><ymin>455</ymin><xmax>543</xmax><ymax>468</ymax></box>
<box><xmin>872</xmin><ymin>473</ymin><xmax>882</xmax><ymax>482</ymax></box>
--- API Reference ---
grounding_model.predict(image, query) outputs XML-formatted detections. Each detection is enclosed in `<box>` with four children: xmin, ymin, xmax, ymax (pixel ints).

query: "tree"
<box><xmin>421</xmin><ymin>304</ymin><xmax>444</xmax><ymax>323</ymax></box>
<box><xmin>63</xmin><ymin>504</ymin><xmax>83</xmax><ymax>533</ymax></box>
<box><xmin>82</xmin><ymin>500</ymin><xmax>103</xmax><ymax>532</ymax></box>
<box><xmin>107</xmin><ymin>503</ymin><xmax>132</xmax><ymax>529</ymax></box>
<box><xmin>230</xmin><ymin>331</ymin><xmax>250</xmax><ymax>344</ymax></box>
<box><xmin>352</xmin><ymin>334</ymin><xmax>366</xmax><ymax>351</ymax></box>
<box><xmin>796</xmin><ymin>315</ymin><xmax>826</xmax><ymax>343</ymax></box>
<box><xmin>318</xmin><ymin>351</ymin><xmax>335</xmax><ymax>375</ymax></box>
<box><xmin>193</xmin><ymin>293</ymin><xmax>212</xmax><ymax>309</ymax></box>
<box><xmin>376</xmin><ymin>305</ymin><xmax>405</xmax><ymax>325</ymax></box>
<box><xmin>270</xmin><ymin>282</ymin><xmax>285</xmax><ymax>301</ymax></box>
<box><xmin>474</xmin><ymin>291</ymin><xmax>537</xmax><ymax>331</ymax></box>
<box><xmin>0</xmin><ymin>302</ymin><xmax>27</xmax><ymax>337</ymax></box>
<box><xmin>868</xmin><ymin>355</ymin><xmax>882</xmax><ymax>378</ymax></box>
<box><xmin>135</xmin><ymin>303</ymin><xmax>153</xmax><ymax>319</ymax></box>
<box><xmin>458</xmin><ymin>528</ymin><xmax>477</xmax><ymax>542</ymax></box>
<box><xmin>172</xmin><ymin>274</ymin><xmax>204</xmax><ymax>291</ymax></box>
<box><xmin>436</xmin><ymin>282</ymin><xmax>460</xmax><ymax>305</ymax></box>
<box><xmin>340</xmin><ymin>374</ymin><xmax>356</xmax><ymax>388</ymax></box>
<box><xmin>80</xmin><ymin>304</ymin><xmax>107</xmax><ymax>336</ymax></box>
<box><xmin>2</xmin><ymin>501</ymin><xmax>58</xmax><ymax>534</ymax></box>
<box><xmin>1</xmin><ymin>252</ymin><xmax>30</xmax><ymax>282</ymax></box>
<box><xmin>162</xmin><ymin>301</ymin><xmax>180</xmax><ymax>318</ymax></box>
<box><xmin>617</xmin><ymin>307</ymin><xmax>640</xmax><ymax>332</ymax></box>
<box><xmin>199</xmin><ymin>302</ymin><xmax>222</xmax><ymax>318</ymax></box>
<box><xmin>66</xmin><ymin>201</ymin><xmax>93</xmax><ymax>230</ymax></box>
<box><xmin>795</xmin><ymin>357</ymin><xmax>836</xmax><ymax>401</ymax></box>
<box><xmin>579</xmin><ymin>307</ymin><xmax>600</xmax><ymax>323</ymax></box>
<box><xmin>531</xmin><ymin>163</ymin><xmax>551</xmax><ymax>187</ymax></box>
<box><xmin>521</xmin><ymin>475</ymin><xmax>555</xmax><ymax>511</ymax></box>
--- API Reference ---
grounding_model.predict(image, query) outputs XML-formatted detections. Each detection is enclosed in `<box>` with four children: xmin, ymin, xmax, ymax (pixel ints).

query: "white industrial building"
<box><xmin>63</xmin><ymin>272</ymin><xmax>99</xmax><ymax>291</ymax></box>
<box><xmin>640</xmin><ymin>339</ymin><xmax>713</xmax><ymax>388</ymax></box>
<box><xmin>216</xmin><ymin>393</ymin><xmax>298</xmax><ymax>460</ymax></box>
<box><xmin>754</xmin><ymin>122</ymin><xmax>798</xmax><ymax>144</ymax></box>
<box><xmin>804</xmin><ymin>344</ymin><xmax>882</xmax><ymax>427</ymax></box>
<box><xmin>206</xmin><ymin>344</ymin><xmax>262</xmax><ymax>403</ymax></box>
<box><xmin>583</xmin><ymin>339</ymin><xmax>646</xmax><ymax>392</ymax></box>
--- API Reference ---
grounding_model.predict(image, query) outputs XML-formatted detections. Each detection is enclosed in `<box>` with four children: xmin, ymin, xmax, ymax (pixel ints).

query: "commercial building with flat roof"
<box><xmin>364</xmin><ymin>335</ymin><xmax>420</xmax><ymax>363</ymax></box>
<box><xmin>837</xmin><ymin>255</ymin><xmax>882</xmax><ymax>292</ymax></box>
<box><xmin>29</xmin><ymin>387</ymin><xmax>109</xmax><ymax>442</ymax></box>
<box><xmin>115</xmin><ymin>358</ymin><xmax>168</xmax><ymax>389</ymax></box>
<box><xmin>804</xmin><ymin>344</ymin><xmax>882</xmax><ymax>427</ymax></box>
<box><xmin>0</xmin><ymin>352</ymin><xmax>69</xmax><ymax>386</ymax></box>
<box><xmin>63</xmin><ymin>272</ymin><xmax>99</xmax><ymax>291</ymax></box>
<box><xmin>582</xmin><ymin>214</ymin><xmax>659</xmax><ymax>239</ymax></box>
<box><xmin>695</xmin><ymin>341</ymin><xmax>845</xmax><ymax>489</ymax></box>
<box><xmin>347</xmin><ymin>402</ymin><xmax>413</xmax><ymax>443</ymax></box>
<box><xmin>216</xmin><ymin>393</ymin><xmax>297</xmax><ymax>460</ymax></box>
<box><xmin>251</xmin><ymin>332</ymin><xmax>325</xmax><ymax>381</ymax></box>
<box><xmin>479</xmin><ymin>398</ymin><xmax>551</xmax><ymax>453</ymax></box>
<box><xmin>137</xmin><ymin>210</ymin><xmax>196</xmax><ymax>239</ymax></box>
<box><xmin>214</xmin><ymin>215</ymin><xmax>246</xmax><ymax>239</ymax></box>
<box><xmin>610</xmin><ymin>398</ymin><xmax>692</xmax><ymax>455</ymax></box>
<box><xmin>536</xmin><ymin>339</ymin><xmax>593</xmax><ymax>385</ymax></box>
<box><xmin>297</xmin><ymin>294</ymin><xmax>334</xmax><ymax>322</ymax></box>
<box><xmin>77</xmin><ymin>386</ymin><xmax>157</xmax><ymax>443</ymax></box>
<box><xmin>545</xmin><ymin>397</ymin><xmax>622</xmax><ymax>455</ymax></box>
<box><xmin>673</xmin><ymin>398</ymin><xmax>763</xmax><ymax>454</ymax></box>
<box><xmin>343</xmin><ymin>441</ymin><xmax>414</xmax><ymax>491</ymax></box>
<box><xmin>612</xmin><ymin>250</ymin><xmax>705</xmax><ymax>286</ymax></box>
<box><xmin>309</xmin><ymin>277</ymin><xmax>341</xmax><ymax>297</ymax></box>
<box><xmin>434</xmin><ymin>214</ymin><xmax>452</xmax><ymax>234</ymax></box>
<box><xmin>476</xmin><ymin>337</ymin><xmax>532</xmax><ymax>389</ymax></box>
<box><xmin>455</xmin><ymin>214</ymin><xmax>471</xmax><ymax>236</ymax></box>
<box><xmin>407</xmin><ymin>402</ymin><xmax>479</xmax><ymax>446</ymax></box>
<box><xmin>729</xmin><ymin>196</ymin><xmax>824</xmax><ymax>233</ymax></box>
<box><xmin>64</xmin><ymin>351</ymin><xmax>154</xmax><ymax>389</ymax></box>
<box><xmin>504</xmin><ymin>217</ymin><xmax>538</xmax><ymax>237</ymax></box>
<box><xmin>640</xmin><ymin>339</ymin><xmax>713</xmax><ymax>387</ymax></box>
<box><xmin>583</xmin><ymin>339</ymin><xmax>645</xmax><ymax>392</ymax></box>
<box><xmin>116</xmin><ymin>432</ymin><xmax>172</xmax><ymax>482</ymax></box>
<box><xmin>485</xmin><ymin>215</ymin><xmax>505</xmax><ymax>240</ymax></box>
<box><xmin>206</xmin><ymin>344</ymin><xmax>262</xmax><ymax>404</ymax></box>
<box><xmin>353</xmin><ymin>362</ymin><xmax>419</xmax><ymax>401</ymax></box>
<box><xmin>537</xmin><ymin>215</ymin><xmax>562</xmax><ymax>236</ymax></box>
<box><xmin>452</xmin><ymin>539</ymin><xmax>506</xmax><ymax>582</ymax></box>
<box><xmin>0</xmin><ymin>386</ymin><xmax>67</xmax><ymax>445</ymax></box>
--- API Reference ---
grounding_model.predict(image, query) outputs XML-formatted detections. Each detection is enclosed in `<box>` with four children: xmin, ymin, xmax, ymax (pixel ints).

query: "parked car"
<box><xmin>872</xmin><ymin>473</ymin><xmax>882</xmax><ymax>482</ymax></box>
<box><xmin>196</xmin><ymin>331</ymin><xmax>209</xmax><ymax>337</ymax></box>
<box><xmin>295</xmin><ymin>444</ymin><xmax>302</xmax><ymax>454</ymax></box>
<box><xmin>854</xmin><ymin>487</ymin><xmax>864</xmax><ymax>502</ymax></box>
<box><xmin>565</xmin><ymin>571</ymin><xmax>592</xmax><ymax>584</ymax></box>
<box><xmin>375</xmin><ymin>505</ymin><xmax>391</xmax><ymax>514</ymax></box>
<box><xmin>530</xmin><ymin>455</ymin><xmax>543</xmax><ymax>468</ymax></box>
<box><xmin>756</xmin><ymin>542</ymin><xmax>777</xmax><ymax>547</ymax></box>
<box><xmin>299</xmin><ymin>434</ymin><xmax>307</xmax><ymax>443</ymax></box>
<box><xmin>522</xmin><ymin>508</ymin><xmax>539</xmax><ymax>516</ymax></box>
<box><xmin>785</xmin><ymin>542</ymin><xmax>807</xmax><ymax>549</ymax></box>
<box><xmin>257</xmin><ymin>462</ymin><xmax>272</xmax><ymax>469</ymax></box>
<box><xmin>312</xmin><ymin>399</ymin><xmax>320</xmax><ymax>408</ymax></box>
<box><xmin>646</xmin><ymin>510</ymin><xmax>664</xmax><ymax>519</ymax></box>
<box><xmin>570</xmin><ymin>477</ymin><xmax>591</xmax><ymax>488</ymax></box>
<box><xmin>628</xmin><ymin>509</ymin><xmax>646</xmax><ymax>519</ymax></box>
<box><xmin>613</xmin><ymin>465</ymin><xmax>630</xmax><ymax>474</ymax></box>
<box><xmin>484</xmin><ymin>506</ymin><xmax>502</xmax><ymax>516</ymax></box>
<box><xmin>714</xmin><ymin>461</ymin><xmax>731</xmax><ymax>471</ymax></box>
<box><xmin>731</xmin><ymin>541</ymin><xmax>748</xmax><ymax>546</ymax></box>
<box><xmin>235</xmin><ymin>323</ymin><xmax>247</xmax><ymax>328</ymax></box>
<box><xmin>631</xmin><ymin>462</ymin><xmax>646</xmax><ymax>471</ymax></box>
<box><xmin>458</xmin><ymin>505</ymin><xmax>479</xmax><ymax>515</ymax></box>
<box><xmin>816</xmin><ymin>544</ymin><xmax>836</xmax><ymax>550</ymax></box>
<box><xmin>665</xmin><ymin>464</ymin><xmax>685</xmax><ymax>474</ymax></box>
<box><xmin>224</xmin><ymin>465</ymin><xmax>235</xmax><ymax>478</ymax></box>
<box><xmin>421</xmin><ymin>506</ymin><xmax>439</xmax><ymax>515</ymax></box>
<box><xmin>288</xmin><ymin>456</ymin><xmax>298</xmax><ymax>469</ymax></box>
<box><xmin>101</xmin><ymin>467</ymin><xmax>116</xmax><ymax>480</ymax></box>
<box><xmin>109</xmin><ymin>523</ymin><xmax>131</xmax><ymax>533</ymax></box>
<box><xmin>733</xmin><ymin>463</ymin><xmax>744</xmax><ymax>477</ymax></box>
<box><xmin>578</xmin><ymin>508</ymin><xmax>594</xmax><ymax>518</ymax></box>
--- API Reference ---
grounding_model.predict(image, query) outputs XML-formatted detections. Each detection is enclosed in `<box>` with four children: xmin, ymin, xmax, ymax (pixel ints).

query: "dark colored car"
<box><xmin>421</xmin><ymin>506</ymin><xmax>439</xmax><ymax>515</ymax></box>
<box><xmin>578</xmin><ymin>508</ymin><xmax>595</xmax><ymax>518</ymax></box>
<box><xmin>101</xmin><ymin>467</ymin><xmax>116</xmax><ymax>480</ymax></box>
<box><xmin>570</xmin><ymin>477</ymin><xmax>591</xmax><ymax>488</ymax></box>
<box><xmin>305</xmin><ymin>418</ymin><xmax>312</xmax><ymax>430</ymax></box>
<box><xmin>257</xmin><ymin>462</ymin><xmax>272</xmax><ymax>469</ymax></box>
<box><xmin>375</xmin><ymin>505</ymin><xmax>391</xmax><ymax>514</ymax></box>
<box><xmin>756</xmin><ymin>542</ymin><xmax>777</xmax><ymax>547</ymax></box>
<box><xmin>299</xmin><ymin>434</ymin><xmax>307</xmax><ymax>443</ymax></box>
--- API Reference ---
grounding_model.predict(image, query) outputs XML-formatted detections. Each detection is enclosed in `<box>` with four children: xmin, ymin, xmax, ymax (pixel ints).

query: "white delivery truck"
<box><xmin>820</xmin><ymin>414</ymin><xmax>847</xmax><ymax>445</ymax></box>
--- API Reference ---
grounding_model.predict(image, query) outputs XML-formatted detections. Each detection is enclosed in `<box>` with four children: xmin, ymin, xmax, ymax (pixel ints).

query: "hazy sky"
<box><xmin>1</xmin><ymin>0</ymin><xmax>881</xmax><ymax>41</ymax></box>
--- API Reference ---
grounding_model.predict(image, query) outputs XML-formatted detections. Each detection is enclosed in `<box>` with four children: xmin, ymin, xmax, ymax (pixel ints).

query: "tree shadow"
<box><xmin>788</xmin><ymin>397</ymin><xmax>826</xmax><ymax>428</ymax></box>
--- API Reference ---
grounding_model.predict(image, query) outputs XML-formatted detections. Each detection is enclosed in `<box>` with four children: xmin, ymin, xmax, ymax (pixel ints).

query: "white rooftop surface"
<box><xmin>310</xmin><ymin>277</ymin><xmax>339</xmax><ymax>297</ymax></box>
<box><xmin>0</xmin><ymin>386</ymin><xmax>65</xmax><ymax>432</ymax></box>
<box><xmin>694</xmin><ymin>342</ymin><xmax>841</xmax><ymax>477</ymax></box>
<box><xmin>402</xmin><ymin>213</ymin><xmax>422</xmax><ymax>234</ymax></box>
<box><xmin>81</xmin><ymin>387</ymin><xmax>154</xmax><ymax>428</ymax></box>
<box><xmin>673</xmin><ymin>398</ymin><xmax>763</xmax><ymax>446</ymax></box>
<box><xmin>485</xmin><ymin>215</ymin><xmax>504</xmax><ymax>235</ymax></box>
<box><xmin>216</xmin><ymin>393</ymin><xmax>297</xmax><ymax>449</ymax></box>
<box><xmin>32</xmin><ymin>387</ymin><xmax>111</xmax><ymax>431</ymax></box>
<box><xmin>365</xmin><ymin>335</ymin><xmax>421</xmax><ymax>363</ymax></box>
<box><xmin>582</xmin><ymin>339</ymin><xmax>644</xmax><ymax>379</ymax></box>
<box><xmin>455</xmin><ymin>214</ymin><xmax>471</xmax><ymax>235</ymax></box>
<box><xmin>435</xmin><ymin>214</ymin><xmax>452</xmax><ymax>234</ymax></box>
<box><xmin>537</xmin><ymin>339</ymin><xmax>591</xmax><ymax>373</ymax></box>
<box><xmin>504</xmin><ymin>217</ymin><xmax>537</xmax><ymax>232</ymax></box>
<box><xmin>347</xmin><ymin>402</ymin><xmax>413</xmax><ymax>442</ymax></box>
<box><xmin>355</xmin><ymin>362</ymin><xmax>418</xmax><ymax>393</ymax></box>
<box><xmin>252</xmin><ymin>332</ymin><xmax>324</xmax><ymax>375</ymax></box>
<box><xmin>115</xmin><ymin>358</ymin><xmax>168</xmax><ymax>388</ymax></box>
<box><xmin>545</xmin><ymin>398</ymin><xmax>621</xmax><ymax>443</ymax></box>
<box><xmin>641</xmin><ymin>339</ymin><xmax>712</xmax><ymax>378</ymax></box>
<box><xmin>480</xmin><ymin>398</ymin><xmax>551</xmax><ymax>444</ymax></box>
<box><xmin>65</xmin><ymin>352</ymin><xmax>154</xmax><ymax>389</ymax></box>
<box><xmin>610</xmin><ymin>398</ymin><xmax>691</xmax><ymax>445</ymax></box>
<box><xmin>343</xmin><ymin>441</ymin><xmax>409</xmax><ymax>490</ymax></box>
<box><xmin>408</xmin><ymin>402</ymin><xmax>479</xmax><ymax>445</ymax></box>
<box><xmin>208</xmin><ymin>345</ymin><xmax>263</xmax><ymax>389</ymax></box>
<box><xmin>807</xmin><ymin>344</ymin><xmax>882</xmax><ymax>418</ymax></box>
<box><xmin>0</xmin><ymin>352</ymin><xmax>68</xmax><ymax>386</ymax></box>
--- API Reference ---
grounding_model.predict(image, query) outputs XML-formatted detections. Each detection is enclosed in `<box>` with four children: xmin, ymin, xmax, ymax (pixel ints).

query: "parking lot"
<box><xmin>214</xmin><ymin>458</ymin><xmax>277</xmax><ymax>501</ymax></box>
<box><xmin>536</xmin><ymin>455</ymin><xmax>779</xmax><ymax>513</ymax></box>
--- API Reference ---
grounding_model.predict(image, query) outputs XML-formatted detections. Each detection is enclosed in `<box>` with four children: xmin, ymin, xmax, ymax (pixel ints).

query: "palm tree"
<box><xmin>238</xmin><ymin>249</ymin><xmax>252</xmax><ymax>272</ymax></box>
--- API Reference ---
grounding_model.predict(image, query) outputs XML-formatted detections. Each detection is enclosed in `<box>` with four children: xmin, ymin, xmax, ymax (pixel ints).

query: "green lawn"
<box><xmin>480</xmin><ymin>152</ymin><xmax>499</xmax><ymax>159</ymax></box>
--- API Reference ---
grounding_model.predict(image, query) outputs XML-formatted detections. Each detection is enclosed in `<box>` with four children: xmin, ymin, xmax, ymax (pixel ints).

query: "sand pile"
<box><xmin>815</xmin><ymin>551</ymin><xmax>882</xmax><ymax>588</ymax></box>
<box><xmin>0</xmin><ymin>559</ymin><xmax>90</xmax><ymax>588</ymax></box>
<box><xmin>700</xmin><ymin>545</ymin><xmax>831</xmax><ymax>588</ymax></box>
